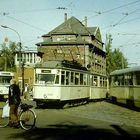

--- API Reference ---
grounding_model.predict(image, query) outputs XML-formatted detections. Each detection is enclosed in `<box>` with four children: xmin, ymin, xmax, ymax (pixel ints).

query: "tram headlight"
<box><xmin>43</xmin><ymin>94</ymin><xmax>47</xmax><ymax>99</ymax></box>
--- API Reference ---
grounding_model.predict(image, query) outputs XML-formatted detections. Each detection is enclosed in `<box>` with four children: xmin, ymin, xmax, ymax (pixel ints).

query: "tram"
<box><xmin>109</xmin><ymin>66</ymin><xmax>140</xmax><ymax>108</ymax></box>
<box><xmin>0</xmin><ymin>71</ymin><xmax>14</xmax><ymax>100</ymax></box>
<box><xmin>33</xmin><ymin>60</ymin><xmax>108</xmax><ymax>107</ymax></box>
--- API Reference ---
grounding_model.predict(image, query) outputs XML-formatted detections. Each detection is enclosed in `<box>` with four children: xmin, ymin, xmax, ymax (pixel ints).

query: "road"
<box><xmin>0</xmin><ymin>100</ymin><xmax>140</xmax><ymax>140</ymax></box>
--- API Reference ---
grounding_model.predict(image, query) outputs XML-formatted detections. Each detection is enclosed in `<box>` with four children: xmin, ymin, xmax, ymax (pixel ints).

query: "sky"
<box><xmin>0</xmin><ymin>0</ymin><xmax>140</xmax><ymax>66</ymax></box>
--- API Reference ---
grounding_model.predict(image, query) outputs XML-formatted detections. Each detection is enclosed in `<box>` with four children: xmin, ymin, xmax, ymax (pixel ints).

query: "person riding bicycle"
<box><xmin>8</xmin><ymin>79</ymin><xmax>21</xmax><ymax>128</ymax></box>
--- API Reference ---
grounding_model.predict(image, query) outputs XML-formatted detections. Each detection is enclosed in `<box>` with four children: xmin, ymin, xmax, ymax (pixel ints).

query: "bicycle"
<box><xmin>0</xmin><ymin>101</ymin><xmax>36</xmax><ymax>130</ymax></box>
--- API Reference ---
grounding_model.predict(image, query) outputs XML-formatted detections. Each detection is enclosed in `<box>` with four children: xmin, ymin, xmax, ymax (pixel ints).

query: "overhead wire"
<box><xmin>86</xmin><ymin>0</ymin><xmax>140</xmax><ymax>21</ymax></box>
<box><xmin>1</xmin><ymin>0</ymin><xmax>140</xmax><ymax>46</ymax></box>
<box><xmin>2</xmin><ymin>0</ymin><xmax>139</xmax><ymax>29</ymax></box>
<box><xmin>112</xmin><ymin>8</ymin><xmax>140</xmax><ymax>27</ymax></box>
<box><xmin>1</xmin><ymin>0</ymin><xmax>140</xmax><ymax>33</ymax></box>
<box><xmin>64</xmin><ymin>0</ymin><xmax>140</xmax><ymax>35</ymax></box>
<box><xmin>116</xmin><ymin>16</ymin><xmax>140</xmax><ymax>25</ymax></box>
<box><xmin>5</xmin><ymin>15</ymin><xmax>47</xmax><ymax>32</ymax></box>
<box><xmin>101</xmin><ymin>8</ymin><xmax>140</xmax><ymax>31</ymax></box>
<box><xmin>1</xmin><ymin>8</ymin><xmax>58</xmax><ymax>14</ymax></box>
<box><xmin>101</xmin><ymin>0</ymin><xmax>140</xmax><ymax>14</ymax></box>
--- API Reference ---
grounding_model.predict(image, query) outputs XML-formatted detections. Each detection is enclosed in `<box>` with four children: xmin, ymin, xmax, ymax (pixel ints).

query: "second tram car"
<box><xmin>0</xmin><ymin>71</ymin><xmax>14</xmax><ymax>100</ymax></box>
<box><xmin>109</xmin><ymin>66</ymin><xmax>140</xmax><ymax>108</ymax></box>
<box><xmin>33</xmin><ymin>60</ymin><xmax>108</xmax><ymax>107</ymax></box>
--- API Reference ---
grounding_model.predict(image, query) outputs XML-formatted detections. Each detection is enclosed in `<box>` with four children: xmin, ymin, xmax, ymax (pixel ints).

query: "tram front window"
<box><xmin>36</xmin><ymin>74</ymin><xmax>55</xmax><ymax>84</ymax></box>
<box><xmin>0</xmin><ymin>76</ymin><xmax>12</xmax><ymax>84</ymax></box>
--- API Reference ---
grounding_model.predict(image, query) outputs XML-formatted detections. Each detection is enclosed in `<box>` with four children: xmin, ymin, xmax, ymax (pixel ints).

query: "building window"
<box><xmin>57</xmin><ymin>49</ymin><xmax>63</xmax><ymax>53</ymax></box>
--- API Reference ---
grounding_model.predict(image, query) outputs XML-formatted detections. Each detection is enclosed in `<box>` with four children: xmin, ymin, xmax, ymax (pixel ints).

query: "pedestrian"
<box><xmin>8</xmin><ymin>79</ymin><xmax>21</xmax><ymax>128</ymax></box>
<box><xmin>24</xmin><ymin>83</ymin><xmax>29</xmax><ymax>99</ymax></box>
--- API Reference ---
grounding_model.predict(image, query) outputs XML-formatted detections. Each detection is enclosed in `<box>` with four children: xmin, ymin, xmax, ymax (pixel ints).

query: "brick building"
<box><xmin>36</xmin><ymin>15</ymin><xmax>106</xmax><ymax>75</ymax></box>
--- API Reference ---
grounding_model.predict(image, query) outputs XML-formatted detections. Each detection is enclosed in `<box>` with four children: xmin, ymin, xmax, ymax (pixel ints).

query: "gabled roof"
<box><xmin>42</xmin><ymin>16</ymin><xmax>92</xmax><ymax>36</ymax></box>
<box><xmin>87</xmin><ymin>27</ymin><xmax>98</xmax><ymax>36</ymax></box>
<box><xmin>88</xmin><ymin>27</ymin><xmax>102</xmax><ymax>42</ymax></box>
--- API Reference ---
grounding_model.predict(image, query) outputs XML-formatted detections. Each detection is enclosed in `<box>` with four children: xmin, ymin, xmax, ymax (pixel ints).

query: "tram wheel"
<box><xmin>111</xmin><ymin>96</ymin><xmax>117</xmax><ymax>104</ymax></box>
<box><xmin>126</xmin><ymin>99</ymin><xmax>134</xmax><ymax>108</ymax></box>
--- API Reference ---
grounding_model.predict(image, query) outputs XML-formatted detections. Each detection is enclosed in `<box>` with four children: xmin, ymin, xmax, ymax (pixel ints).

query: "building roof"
<box><xmin>42</xmin><ymin>16</ymin><xmax>97</xmax><ymax>36</ymax></box>
<box><xmin>110</xmin><ymin>66</ymin><xmax>140</xmax><ymax>75</ymax></box>
<box><xmin>36</xmin><ymin>39</ymin><xmax>90</xmax><ymax>46</ymax></box>
<box><xmin>36</xmin><ymin>16</ymin><xmax>101</xmax><ymax>46</ymax></box>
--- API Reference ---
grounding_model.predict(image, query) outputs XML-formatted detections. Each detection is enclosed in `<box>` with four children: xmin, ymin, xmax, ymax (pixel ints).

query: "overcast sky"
<box><xmin>0</xmin><ymin>0</ymin><xmax>140</xmax><ymax>66</ymax></box>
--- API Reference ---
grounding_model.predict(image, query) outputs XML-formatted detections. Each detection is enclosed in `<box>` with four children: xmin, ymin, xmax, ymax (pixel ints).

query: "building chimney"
<box><xmin>84</xmin><ymin>16</ymin><xmax>87</xmax><ymax>27</ymax></box>
<box><xmin>64</xmin><ymin>13</ymin><xmax>67</xmax><ymax>21</ymax></box>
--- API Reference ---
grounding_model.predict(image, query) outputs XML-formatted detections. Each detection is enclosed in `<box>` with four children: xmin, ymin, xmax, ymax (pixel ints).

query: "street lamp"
<box><xmin>1</xmin><ymin>25</ymin><xmax>22</xmax><ymax>67</ymax></box>
<box><xmin>1</xmin><ymin>25</ymin><xmax>24</xmax><ymax>95</ymax></box>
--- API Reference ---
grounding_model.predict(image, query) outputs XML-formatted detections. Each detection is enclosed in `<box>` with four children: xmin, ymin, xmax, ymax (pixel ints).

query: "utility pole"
<box><xmin>120</xmin><ymin>45</ymin><xmax>124</xmax><ymax>69</ymax></box>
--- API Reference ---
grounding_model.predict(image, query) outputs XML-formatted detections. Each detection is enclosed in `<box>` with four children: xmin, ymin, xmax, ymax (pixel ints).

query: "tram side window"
<box><xmin>94</xmin><ymin>76</ymin><xmax>97</xmax><ymax>86</ymax></box>
<box><xmin>93</xmin><ymin>76</ymin><xmax>97</xmax><ymax>86</ymax></box>
<box><xmin>75</xmin><ymin>73</ymin><xmax>80</xmax><ymax>85</ymax></box>
<box><xmin>61</xmin><ymin>71</ymin><xmax>65</xmax><ymax>85</ymax></box>
<box><xmin>83</xmin><ymin>74</ymin><xmax>87</xmax><ymax>85</ymax></box>
<box><xmin>112</xmin><ymin>75</ymin><xmax>124</xmax><ymax>86</ymax></box>
<box><xmin>55</xmin><ymin>75</ymin><xmax>59</xmax><ymax>84</ymax></box>
<box><xmin>124</xmin><ymin>75</ymin><xmax>129</xmax><ymax>85</ymax></box>
<box><xmin>101</xmin><ymin>77</ymin><xmax>107</xmax><ymax>87</ymax></box>
<box><xmin>100</xmin><ymin>77</ymin><xmax>107</xmax><ymax>87</ymax></box>
<box><xmin>112</xmin><ymin>76</ymin><xmax>119</xmax><ymax>86</ymax></box>
<box><xmin>100</xmin><ymin>77</ymin><xmax>103</xmax><ymax>87</ymax></box>
<box><xmin>135</xmin><ymin>72</ymin><xmax>140</xmax><ymax>85</ymax></box>
<box><xmin>129</xmin><ymin>75</ymin><xmax>133</xmax><ymax>85</ymax></box>
<box><xmin>90</xmin><ymin>75</ymin><xmax>93</xmax><ymax>86</ymax></box>
<box><xmin>103</xmin><ymin>78</ymin><xmax>107</xmax><ymax>87</ymax></box>
<box><xmin>124</xmin><ymin>74</ymin><xmax>133</xmax><ymax>85</ymax></box>
<box><xmin>118</xmin><ymin>76</ymin><xmax>124</xmax><ymax>86</ymax></box>
<box><xmin>70</xmin><ymin>72</ymin><xmax>74</xmax><ymax>85</ymax></box>
<box><xmin>66</xmin><ymin>71</ymin><xmax>70</xmax><ymax>85</ymax></box>
<box><xmin>80</xmin><ymin>74</ymin><xmax>83</xmax><ymax>85</ymax></box>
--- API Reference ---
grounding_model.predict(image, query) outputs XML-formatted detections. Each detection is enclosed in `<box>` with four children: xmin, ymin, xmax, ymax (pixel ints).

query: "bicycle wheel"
<box><xmin>19</xmin><ymin>109</ymin><xmax>36</xmax><ymax>130</ymax></box>
<box><xmin>0</xmin><ymin>102</ymin><xmax>9</xmax><ymax>128</ymax></box>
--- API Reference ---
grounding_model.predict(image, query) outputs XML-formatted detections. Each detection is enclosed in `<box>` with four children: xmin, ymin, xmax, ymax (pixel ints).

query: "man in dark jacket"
<box><xmin>8</xmin><ymin>79</ymin><xmax>21</xmax><ymax>127</ymax></box>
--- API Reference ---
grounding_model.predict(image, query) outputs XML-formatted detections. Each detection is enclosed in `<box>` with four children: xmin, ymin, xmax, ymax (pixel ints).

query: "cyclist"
<box><xmin>8</xmin><ymin>79</ymin><xmax>21</xmax><ymax>128</ymax></box>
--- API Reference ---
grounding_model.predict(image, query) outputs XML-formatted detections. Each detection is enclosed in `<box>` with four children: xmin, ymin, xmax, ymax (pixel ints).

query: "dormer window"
<box><xmin>56</xmin><ymin>37</ymin><xmax>64</xmax><ymax>41</ymax></box>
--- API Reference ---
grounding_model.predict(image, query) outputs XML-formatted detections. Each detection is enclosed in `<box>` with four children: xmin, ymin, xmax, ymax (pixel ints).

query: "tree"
<box><xmin>105</xmin><ymin>33</ymin><xmax>128</xmax><ymax>75</ymax></box>
<box><xmin>0</xmin><ymin>41</ymin><xmax>17</xmax><ymax>71</ymax></box>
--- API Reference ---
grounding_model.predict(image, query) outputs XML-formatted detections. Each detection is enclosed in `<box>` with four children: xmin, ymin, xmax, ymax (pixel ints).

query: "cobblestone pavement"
<box><xmin>59</xmin><ymin>101</ymin><xmax>140</xmax><ymax>128</ymax></box>
<box><xmin>0</xmin><ymin>100</ymin><xmax>140</xmax><ymax>140</ymax></box>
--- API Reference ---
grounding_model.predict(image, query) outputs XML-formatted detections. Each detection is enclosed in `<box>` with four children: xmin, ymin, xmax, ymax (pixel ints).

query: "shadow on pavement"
<box><xmin>106</xmin><ymin>100</ymin><xmax>140</xmax><ymax>112</ymax></box>
<box><xmin>8</xmin><ymin>123</ymin><xmax>140</xmax><ymax>140</ymax></box>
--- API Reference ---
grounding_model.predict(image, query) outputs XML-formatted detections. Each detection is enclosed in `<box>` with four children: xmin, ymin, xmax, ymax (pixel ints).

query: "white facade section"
<box><xmin>15</xmin><ymin>50</ymin><xmax>41</xmax><ymax>67</ymax></box>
